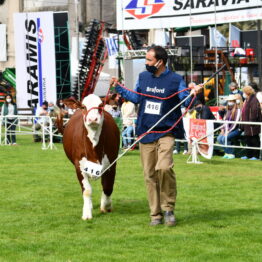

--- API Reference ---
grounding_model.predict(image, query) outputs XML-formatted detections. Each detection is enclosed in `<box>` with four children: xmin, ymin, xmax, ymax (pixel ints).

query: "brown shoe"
<box><xmin>149</xmin><ymin>219</ymin><xmax>163</xmax><ymax>226</ymax></box>
<box><xmin>164</xmin><ymin>211</ymin><xmax>176</xmax><ymax>226</ymax></box>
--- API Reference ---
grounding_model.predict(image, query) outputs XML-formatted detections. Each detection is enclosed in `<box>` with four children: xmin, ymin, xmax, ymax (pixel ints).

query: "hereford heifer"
<box><xmin>61</xmin><ymin>94</ymin><xmax>120</xmax><ymax>220</ymax></box>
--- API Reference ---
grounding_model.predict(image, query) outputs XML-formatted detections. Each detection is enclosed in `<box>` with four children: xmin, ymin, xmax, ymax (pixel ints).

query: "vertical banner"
<box><xmin>189</xmin><ymin>119</ymin><xmax>214</xmax><ymax>159</ymax></box>
<box><xmin>14</xmin><ymin>12</ymin><xmax>57</xmax><ymax>109</ymax></box>
<box><xmin>0</xmin><ymin>24</ymin><xmax>7</xmax><ymax>62</ymax></box>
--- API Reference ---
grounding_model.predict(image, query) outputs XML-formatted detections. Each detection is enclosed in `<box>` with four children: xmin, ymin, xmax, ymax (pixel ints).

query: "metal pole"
<box><xmin>75</xmin><ymin>0</ymin><xmax>80</xmax><ymax>100</ymax></box>
<box><xmin>258</xmin><ymin>19</ymin><xmax>262</xmax><ymax>90</ymax></box>
<box><xmin>100</xmin><ymin>0</ymin><xmax>103</xmax><ymax>21</ymax></box>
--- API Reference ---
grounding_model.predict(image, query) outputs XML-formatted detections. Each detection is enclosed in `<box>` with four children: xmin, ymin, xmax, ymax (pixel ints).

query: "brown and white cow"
<box><xmin>60</xmin><ymin>94</ymin><xmax>120</xmax><ymax>220</ymax></box>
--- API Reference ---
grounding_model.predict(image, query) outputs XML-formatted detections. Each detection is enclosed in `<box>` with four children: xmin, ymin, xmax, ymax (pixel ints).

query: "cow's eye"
<box><xmin>98</xmin><ymin>108</ymin><xmax>103</xmax><ymax>114</ymax></box>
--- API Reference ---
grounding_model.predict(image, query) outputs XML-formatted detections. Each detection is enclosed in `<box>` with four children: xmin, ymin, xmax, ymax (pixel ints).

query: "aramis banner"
<box><xmin>14</xmin><ymin>12</ymin><xmax>57</xmax><ymax>109</ymax></box>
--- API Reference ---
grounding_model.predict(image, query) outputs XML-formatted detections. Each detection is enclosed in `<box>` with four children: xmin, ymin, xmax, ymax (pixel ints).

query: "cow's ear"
<box><xmin>63</xmin><ymin>98</ymin><xmax>82</xmax><ymax>109</ymax></box>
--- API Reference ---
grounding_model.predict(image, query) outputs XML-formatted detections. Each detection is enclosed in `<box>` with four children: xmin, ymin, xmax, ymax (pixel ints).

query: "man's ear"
<box><xmin>155</xmin><ymin>59</ymin><xmax>163</xmax><ymax>68</ymax></box>
<box><xmin>63</xmin><ymin>98</ymin><xmax>83</xmax><ymax>109</ymax></box>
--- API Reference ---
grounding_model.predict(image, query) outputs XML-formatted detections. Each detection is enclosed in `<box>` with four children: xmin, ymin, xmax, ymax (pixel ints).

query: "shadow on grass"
<box><xmin>179</xmin><ymin>208</ymin><xmax>262</xmax><ymax>225</ymax></box>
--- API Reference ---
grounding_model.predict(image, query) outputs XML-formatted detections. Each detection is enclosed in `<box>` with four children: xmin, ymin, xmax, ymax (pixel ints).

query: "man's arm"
<box><xmin>177</xmin><ymin>79</ymin><xmax>192</xmax><ymax>107</ymax></box>
<box><xmin>111</xmin><ymin>77</ymin><xmax>141</xmax><ymax>104</ymax></box>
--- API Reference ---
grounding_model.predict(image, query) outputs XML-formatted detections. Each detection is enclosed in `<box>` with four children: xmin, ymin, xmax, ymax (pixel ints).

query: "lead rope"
<box><xmin>91</xmin><ymin>93</ymin><xmax>195</xmax><ymax>180</ymax></box>
<box><xmin>90</xmin><ymin>64</ymin><xmax>227</xmax><ymax>179</ymax></box>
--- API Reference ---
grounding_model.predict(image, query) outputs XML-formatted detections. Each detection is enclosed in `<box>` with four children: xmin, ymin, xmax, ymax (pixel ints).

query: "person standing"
<box><xmin>1</xmin><ymin>94</ymin><xmax>18</xmax><ymax>145</ymax></box>
<box><xmin>121</xmin><ymin>99</ymin><xmax>136</xmax><ymax>149</ymax></box>
<box><xmin>111</xmin><ymin>45</ymin><xmax>200</xmax><ymax>226</ymax></box>
<box><xmin>241</xmin><ymin>86</ymin><xmax>262</xmax><ymax>160</ymax></box>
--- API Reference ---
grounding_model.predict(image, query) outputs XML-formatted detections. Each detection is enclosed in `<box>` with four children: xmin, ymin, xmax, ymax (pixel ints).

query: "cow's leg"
<box><xmin>100</xmin><ymin>164</ymin><xmax>116</xmax><ymax>213</ymax></box>
<box><xmin>78</xmin><ymin>159</ymin><xmax>93</xmax><ymax>220</ymax></box>
<box><xmin>82</xmin><ymin>174</ymin><xmax>93</xmax><ymax>220</ymax></box>
<box><xmin>100</xmin><ymin>191</ymin><xmax>112</xmax><ymax>213</ymax></box>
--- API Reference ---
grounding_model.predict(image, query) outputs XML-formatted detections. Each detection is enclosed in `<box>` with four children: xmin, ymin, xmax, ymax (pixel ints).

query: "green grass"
<box><xmin>0</xmin><ymin>135</ymin><xmax>261</xmax><ymax>262</ymax></box>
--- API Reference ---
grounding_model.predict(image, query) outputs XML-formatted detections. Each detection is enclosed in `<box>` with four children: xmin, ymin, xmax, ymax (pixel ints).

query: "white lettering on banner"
<box><xmin>144</xmin><ymin>100</ymin><xmax>162</xmax><ymax>115</ymax></box>
<box><xmin>146</xmin><ymin>86</ymin><xmax>165</xmax><ymax>94</ymax></box>
<box><xmin>14</xmin><ymin>12</ymin><xmax>57</xmax><ymax>110</ymax></box>
<box><xmin>117</xmin><ymin>0</ymin><xmax>261</xmax><ymax>30</ymax></box>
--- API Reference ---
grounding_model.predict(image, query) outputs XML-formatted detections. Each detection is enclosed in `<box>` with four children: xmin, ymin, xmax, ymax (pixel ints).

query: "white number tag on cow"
<box><xmin>81</xmin><ymin>160</ymin><xmax>102</xmax><ymax>178</ymax></box>
<box><xmin>144</xmin><ymin>100</ymin><xmax>162</xmax><ymax>115</ymax></box>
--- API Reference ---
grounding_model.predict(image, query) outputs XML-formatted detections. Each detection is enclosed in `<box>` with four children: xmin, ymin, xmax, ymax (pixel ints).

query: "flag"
<box><xmin>229</xmin><ymin>24</ymin><xmax>241</xmax><ymax>48</ymax></box>
<box><xmin>105</xmin><ymin>35</ymin><xmax>119</xmax><ymax>56</ymax></box>
<box><xmin>209</xmin><ymin>27</ymin><xmax>227</xmax><ymax>48</ymax></box>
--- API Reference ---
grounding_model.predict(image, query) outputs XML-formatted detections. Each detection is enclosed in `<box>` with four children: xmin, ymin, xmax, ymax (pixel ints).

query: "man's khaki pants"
<box><xmin>140</xmin><ymin>135</ymin><xmax>177</xmax><ymax>220</ymax></box>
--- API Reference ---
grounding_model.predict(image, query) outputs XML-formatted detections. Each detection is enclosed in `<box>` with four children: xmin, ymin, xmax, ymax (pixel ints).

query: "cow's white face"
<box><xmin>82</xmin><ymin>94</ymin><xmax>104</xmax><ymax>129</ymax></box>
<box><xmin>82</xmin><ymin>94</ymin><xmax>104</xmax><ymax>147</ymax></box>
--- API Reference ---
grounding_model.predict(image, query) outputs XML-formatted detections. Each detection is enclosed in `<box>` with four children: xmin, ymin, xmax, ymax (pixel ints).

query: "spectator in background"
<box><xmin>33</xmin><ymin>101</ymin><xmax>49</xmax><ymax>142</ymax></box>
<box><xmin>241</xmin><ymin>85</ymin><xmax>262</xmax><ymax>160</ymax></box>
<box><xmin>1</xmin><ymin>94</ymin><xmax>18</xmax><ymax>145</ymax></box>
<box><xmin>194</xmin><ymin>100</ymin><xmax>216</xmax><ymax>120</ymax></box>
<box><xmin>229</xmin><ymin>82</ymin><xmax>243</xmax><ymax>96</ymax></box>
<box><xmin>217</xmin><ymin>94</ymin><xmax>241</xmax><ymax>159</ymax></box>
<box><xmin>173</xmin><ymin>106</ymin><xmax>189</xmax><ymax>155</ymax></box>
<box><xmin>235</xmin><ymin>93</ymin><xmax>244</xmax><ymax>110</ymax></box>
<box><xmin>104</xmin><ymin>93</ymin><xmax>121</xmax><ymax>118</ymax></box>
<box><xmin>56</xmin><ymin>99</ymin><xmax>69</xmax><ymax>118</ymax></box>
<box><xmin>256</xmin><ymin>92</ymin><xmax>262</xmax><ymax>113</ymax></box>
<box><xmin>109</xmin><ymin>104</ymin><xmax>121</xmax><ymax>118</ymax></box>
<box><xmin>121</xmin><ymin>99</ymin><xmax>137</xmax><ymax>149</ymax></box>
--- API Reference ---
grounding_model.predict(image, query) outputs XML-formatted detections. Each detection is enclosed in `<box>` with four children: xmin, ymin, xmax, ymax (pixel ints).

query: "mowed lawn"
<box><xmin>0</xmin><ymin>135</ymin><xmax>261</xmax><ymax>262</ymax></box>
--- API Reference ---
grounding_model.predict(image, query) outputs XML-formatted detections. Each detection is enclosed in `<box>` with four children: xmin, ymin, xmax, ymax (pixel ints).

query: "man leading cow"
<box><xmin>111</xmin><ymin>45</ymin><xmax>201</xmax><ymax>226</ymax></box>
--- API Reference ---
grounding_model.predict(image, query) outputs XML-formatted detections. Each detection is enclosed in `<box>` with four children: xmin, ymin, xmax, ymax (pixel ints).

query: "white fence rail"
<box><xmin>0</xmin><ymin>116</ymin><xmax>261</xmax><ymax>160</ymax></box>
<box><xmin>0</xmin><ymin>115</ymin><xmax>68</xmax><ymax>150</ymax></box>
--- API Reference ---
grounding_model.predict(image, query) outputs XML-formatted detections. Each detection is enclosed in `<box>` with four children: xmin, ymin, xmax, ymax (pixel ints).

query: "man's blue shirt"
<box><xmin>116</xmin><ymin>68</ymin><xmax>191</xmax><ymax>143</ymax></box>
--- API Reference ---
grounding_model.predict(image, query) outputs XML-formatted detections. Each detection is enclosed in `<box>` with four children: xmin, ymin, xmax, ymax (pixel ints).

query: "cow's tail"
<box><xmin>56</xmin><ymin>111</ymin><xmax>65</xmax><ymax>135</ymax></box>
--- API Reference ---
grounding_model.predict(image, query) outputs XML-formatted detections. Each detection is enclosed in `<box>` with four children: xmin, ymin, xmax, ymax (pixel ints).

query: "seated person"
<box><xmin>194</xmin><ymin>100</ymin><xmax>215</xmax><ymax>120</ymax></box>
<box><xmin>217</xmin><ymin>94</ymin><xmax>241</xmax><ymax>159</ymax></box>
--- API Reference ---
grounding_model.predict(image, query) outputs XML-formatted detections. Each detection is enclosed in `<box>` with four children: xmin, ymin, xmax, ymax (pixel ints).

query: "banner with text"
<box><xmin>188</xmin><ymin>118</ymin><xmax>214</xmax><ymax>159</ymax></box>
<box><xmin>14</xmin><ymin>12</ymin><xmax>56</xmax><ymax>109</ymax></box>
<box><xmin>0</xmin><ymin>24</ymin><xmax>7</xmax><ymax>62</ymax></box>
<box><xmin>117</xmin><ymin>0</ymin><xmax>262</xmax><ymax>30</ymax></box>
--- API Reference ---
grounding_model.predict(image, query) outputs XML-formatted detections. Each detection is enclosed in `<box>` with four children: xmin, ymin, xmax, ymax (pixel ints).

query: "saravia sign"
<box><xmin>117</xmin><ymin>0</ymin><xmax>262</xmax><ymax>30</ymax></box>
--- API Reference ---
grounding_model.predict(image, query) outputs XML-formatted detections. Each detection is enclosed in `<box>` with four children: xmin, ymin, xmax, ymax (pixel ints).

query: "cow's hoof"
<box><xmin>82</xmin><ymin>216</ymin><xmax>92</xmax><ymax>220</ymax></box>
<box><xmin>100</xmin><ymin>208</ymin><xmax>112</xmax><ymax>213</ymax></box>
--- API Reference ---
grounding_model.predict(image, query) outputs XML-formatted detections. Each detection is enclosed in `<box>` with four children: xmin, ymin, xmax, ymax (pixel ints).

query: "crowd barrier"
<box><xmin>0</xmin><ymin>115</ymin><xmax>261</xmax><ymax>162</ymax></box>
<box><xmin>0</xmin><ymin>115</ymin><xmax>68</xmax><ymax>150</ymax></box>
<box><xmin>187</xmin><ymin>119</ymin><xmax>262</xmax><ymax>163</ymax></box>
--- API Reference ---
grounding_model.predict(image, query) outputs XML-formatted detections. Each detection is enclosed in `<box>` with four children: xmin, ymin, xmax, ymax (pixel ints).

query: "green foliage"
<box><xmin>0</xmin><ymin>135</ymin><xmax>261</xmax><ymax>262</ymax></box>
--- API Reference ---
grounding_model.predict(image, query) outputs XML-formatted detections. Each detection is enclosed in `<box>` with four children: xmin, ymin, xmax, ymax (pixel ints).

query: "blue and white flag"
<box><xmin>209</xmin><ymin>27</ymin><xmax>227</xmax><ymax>48</ymax></box>
<box><xmin>105</xmin><ymin>35</ymin><xmax>118</xmax><ymax>56</ymax></box>
<box><xmin>229</xmin><ymin>24</ymin><xmax>241</xmax><ymax>48</ymax></box>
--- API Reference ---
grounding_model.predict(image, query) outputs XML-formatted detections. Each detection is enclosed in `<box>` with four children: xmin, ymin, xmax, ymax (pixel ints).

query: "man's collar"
<box><xmin>153</xmin><ymin>67</ymin><xmax>169</xmax><ymax>77</ymax></box>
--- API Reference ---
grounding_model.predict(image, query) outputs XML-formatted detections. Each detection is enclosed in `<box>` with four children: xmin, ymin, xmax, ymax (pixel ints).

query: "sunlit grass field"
<box><xmin>0</xmin><ymin>135</ymin><xmax>261</xmax><ymax>262</ymax></box>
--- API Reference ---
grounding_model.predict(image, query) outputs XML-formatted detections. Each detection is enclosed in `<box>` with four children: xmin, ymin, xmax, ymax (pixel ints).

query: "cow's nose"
<box><xmin>88</xmin><ymin>117</ymin><xmax>97</xmax><ymax>122</ymax></box>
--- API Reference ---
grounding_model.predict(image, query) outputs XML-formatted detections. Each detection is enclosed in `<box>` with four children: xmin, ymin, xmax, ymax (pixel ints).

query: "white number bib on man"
<box><xmin>144</xmin><ymin>101</ymin><xmax>162</xmax><ymax>115</ymax></box>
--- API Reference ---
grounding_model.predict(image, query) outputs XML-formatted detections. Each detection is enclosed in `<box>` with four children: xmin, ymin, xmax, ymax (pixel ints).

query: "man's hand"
<box><xmin>110</xmin><ymin>77</ymin><xmax>118</xmax><ymax>88</ymax></box>
<box><xmin>190</xmin><ymin>84</ymin><xmax>203</xmax><ymax>96</ymax></box>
